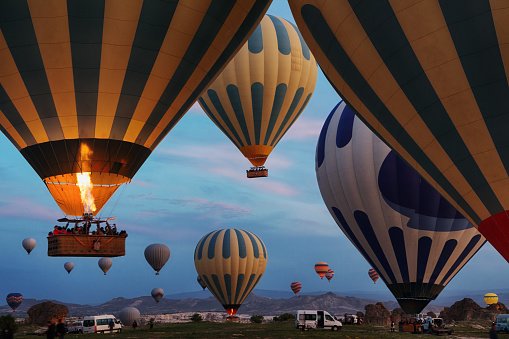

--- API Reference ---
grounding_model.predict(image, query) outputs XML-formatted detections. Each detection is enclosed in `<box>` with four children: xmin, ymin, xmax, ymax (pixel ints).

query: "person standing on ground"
<box><xmin>56</xmin><ymin>319</ymin><xmax>66</xmax><ymax>339</ymax></box>
<box><xmin>390</xmin><ymin>320</ymin><xmax>395</xmax><ymax>332</ymax></box>
<box><xmin>490</xmin><ymin>323</ymin><xmax>499</xmax><ymax>339</ymax></box>
<box><xmin>132</xmin><ymin>320</ymin><xmax>137</xmax><ymax>330</ymax></box>
<box><xmin>46</xmin><ymin>321</ymin><xmax>56</xmax><ymax>339</ymax></box>
<box><xmin>150</xmin><ymin>318</ymin><xmax>154</xmax><ymax>330</ymax></box>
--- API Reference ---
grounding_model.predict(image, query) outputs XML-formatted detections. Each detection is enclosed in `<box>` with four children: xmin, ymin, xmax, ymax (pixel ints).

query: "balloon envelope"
<box><xmin>314</xmin><ymin>262</ymin><xmax>328</xmax><ymax>279</ymax></box>
<box><xmin>315</xmin><ymin>102</ymin><xmax>485</xmax><ymax>314</ymax></box>
<box><xmin>368</xmin><ymin>268</ymin><xmax>379</xmax><ymax>284</ymax></box>
<box><xmin>484</xmin><ymin>293</ymin><xmax>498</xmax><ymax>305</ymax></box>
<box><xmin>118</xmin><ymin>307</ymin><xmax>140</xmax><ymax>326</ymax></box>
<box><xmin>198</xmin><ymin>14</ymin><xmax>317</xmax><ymax>169</ymax></box>
<box><xmin>6</xmin><ymin>293</ymin><xmax>22</xmax><ymax>311</ymax></box>
<box><xmin>325</xmin><ymin>269</ymin><xmax>334</xmax><ymax>282</ymax></box>
<box><xmin>98</xmin><ymin>257</ymin><xmax>112</xmax><ymax>275</ymax></box>
<box><xmin>194</xmin><ymin>229</ymin><xmax>267</xmax><ymax>316</ymax></box>
<box><xmin>64</xmin><ymin>262</ymin><xmax>74</xmax><ymax>274</ymax></box>
<box><xmin>151</xmin><ymin>288</ymin><xmax>164</xmax><ymax>303</ymax></box>
<box><xmin>0</xmin><ymin>0</ymin><xmax>271</xmax><ymax>216</ymax></box>
<box><xmin>144</xmin><ymin>244</ymin><xmax>170</xmax><ymax>275</ymax></box>
<box><xmin>22</xmin><ymin>238</ymin><xmax>36</xmax><ymax>255</ymax></box>
<box><xmin>291</xmin><ymin>282</ymin><xmax>302</xmax><ymax>296</ymax></box>
<box><xmin>290</xmin><ymin>0</ymin><xmax>509</xmax><ymax>263</ymax></box>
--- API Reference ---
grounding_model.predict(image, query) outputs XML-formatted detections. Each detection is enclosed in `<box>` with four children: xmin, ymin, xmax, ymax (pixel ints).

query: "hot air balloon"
<box><xmin>315</xmin><ymin>102</ymin><xmax>486</xmax><ymax>314</ymax></box>
<box><xmin>368</xmin><ymin>268</ymin><xmax>379</xmax><ymax>284</ymax></box>
<box><xmin>290</xmin><ymin>0</ymin><xmax>509</xmax><ymax>264</ymax></box>
<box><xmin>118</xmin><ymin>307</ymin><xmax>140</xmax><ymax>326</ymax></box>
<box><xmin>198</xmin><ymin>14</ymin><xmax>318</xmax><ymax>178</ymax></box>
<box><xmin>22</xmin><ymin>238</ymin><xmax>36</xmax><ymax>255</ymax></box>
<box><xmin>6</xmin><ymin>293</ymin><xmax>22</xmax><ymax>312</ymax></box>
<box><xmin>151</xmin><ymin>288</ymin><xmax>164</xmax><ymax>303</ymax></box>
<box><xmin>197</xmin><ymin>275</ymin><xmax>207</xmax><ymax>291</ymax></box>
<box><xmin>64</xmin><ymin>262</ymin><xmax>74</xmax><ymax>274</ymax></box>
<box><xmin>0</xmin><ymin>1</ymin><xmax>271</xmax><ymax>218</ymax></box>
<box><xmin>98</xmin><ymin>257</ymin><xmax>112</xmax><ymax>275</ymax></box>
<box><xmin>325</xmin><ymin>269</ymin><xmax>334</xmax><ymax>282</ymax></box>
<box><xmin>314</xmin><ymin>262</ymin><xmax>328</xmax><ymax>279</ymax></box>
<box><xmin>194</xmin><ymin>229</ymin><xmax>267</xmax><ymax>316</ymax></box>
<box><xmin>291</xmin><ymin>281</ymin><xmax>302</xmax><ymax>296</ymax></box>
<box><xmin>144</xmin><ymin>244</ymin><xmax>170</xmax><ymax>275</ymax></box>
<box><xmin>485</xmin><ymin>293</ymin><xmax>498</xmax><ymax>305</ymax></box>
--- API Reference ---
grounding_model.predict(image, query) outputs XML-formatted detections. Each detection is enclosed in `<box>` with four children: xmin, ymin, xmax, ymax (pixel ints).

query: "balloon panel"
<box><xmin>0</xmin><ymin>0</ymin><xmax>271</xmax><ymax>215</ymax></box>
<box><xmin>316</xmin><ymin>102</ymin><xmax>485</xmax><ymax>313</ymax></box>
<box><xmin>199</xmin><ymin>14</ymin><xmax>317</xmax><ymax>167</ymax></box>
<box><xmin>290</xmin><ymin>0</ymin><xmax>509</xmax><ymax>262</ymax></box>
<box><xmin>194</xmin><ymin>229</ymin><xmax>267</xmax><ymax>315</ymax></box>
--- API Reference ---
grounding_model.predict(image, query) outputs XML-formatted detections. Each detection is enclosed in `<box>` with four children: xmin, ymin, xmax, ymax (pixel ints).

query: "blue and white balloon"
<box><xmin>316</xmin><ymin>101</ymin><xmax>485</xmax><ymax>314</ymax></box>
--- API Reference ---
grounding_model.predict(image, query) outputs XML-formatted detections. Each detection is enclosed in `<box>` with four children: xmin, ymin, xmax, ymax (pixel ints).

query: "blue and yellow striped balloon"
<box><xmin>194</xmin><ymin>229</ymin><xmax>267</xmax><ymax>316</ymax></box>
<box><xmin>199</xmin><ymin>14</ymin><xmax>317</xmax><ymax>170</ymax></box>
<box><xmin>6</xmin><ymin>293</ymin><xmax>22</xmax><ymax>312</ymax></box>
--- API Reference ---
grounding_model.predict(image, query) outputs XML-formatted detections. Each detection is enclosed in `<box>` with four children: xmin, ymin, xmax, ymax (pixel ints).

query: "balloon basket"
<box><xmin>48</xmin><ymin>235</ymin><xmax>125</xmax><ymax>257</ymax></box>
<box><xmin>246</xmin><ymin>167</ymin><xmax>268</xmax><ymax>178</ymax></box>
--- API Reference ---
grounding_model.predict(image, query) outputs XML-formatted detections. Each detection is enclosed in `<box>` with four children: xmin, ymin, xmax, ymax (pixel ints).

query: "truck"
<box><xmin>495</xmin><ymin>314</ymin><xmax>509</xmax><ymax>333</ymax></box>
<box><xmin>421</xmin><ymin>317</ymin><xmax>453</xmax><ymax>335</ymax></box>
<box><xmin>295</xmin><ymin>310</ymin><xmax>342</xmax><ymax>331</ymax></box>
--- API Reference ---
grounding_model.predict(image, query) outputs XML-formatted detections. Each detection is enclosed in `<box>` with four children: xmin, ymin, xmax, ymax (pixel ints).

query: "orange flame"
<box><xmin>77</xmin><ymin>172</ymin><xmax>96</xmax><ymax>214</ymax></box>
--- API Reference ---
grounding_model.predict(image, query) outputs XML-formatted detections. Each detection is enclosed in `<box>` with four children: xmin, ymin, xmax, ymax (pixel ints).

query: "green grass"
<box><xmin>13</xmin><ymin>322</ymin><xmax>500</xmax><ymax>338</ymax></box>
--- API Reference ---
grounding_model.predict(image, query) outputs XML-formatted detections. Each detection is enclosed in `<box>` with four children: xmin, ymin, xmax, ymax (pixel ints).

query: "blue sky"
<box><xmin>0</xmin><ymin>2</ymin><xmax>507</xmax><ymax>307</ymax></box>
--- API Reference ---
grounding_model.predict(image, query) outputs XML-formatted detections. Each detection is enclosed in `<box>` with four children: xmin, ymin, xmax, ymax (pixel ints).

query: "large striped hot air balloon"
<box><xmin>314</xmin><ymin>262</ymin><xmax>328</xmax><ymax>279</ymax></box>
<box><xmin>484</xmin><ymin>293</ymin><xmax>498</xmax><ymax>305</ymax></box>
<box><xmin>315</xmin><ymin>102</ymin><xmax>485</xmax><ymax>314</ymax></box>
<box><xmin>368</xmin><ymin>268</ymin><xmax>379</xmax><ymax>284</ymax></box>
<box><xmin>6</xmin><ymin>293</ymin><xmax>22</xmax><ymax>312</ymax></box>
<box><xmin>194</xmin><ymin>229</ymin><xmax>267</xmax><ymax>316</ymax></box>
<box><xmin>0</xmin><ymin>0</ymin><xmax>271</xmax><ymax>216</ymax></box>
<box><xmin>198</xmin><ymin>14</ymin><xmax>317</xmax><ymax>177</ymax></box>
<box><xmin>290</xmin><ymin>0</ymin><xmax>509</xmax><ymax>264</ymax></box>
<box><xmin>291</xmin><ymin>281</ymin><xmax>302</xmax><ymax>295</ymax></box>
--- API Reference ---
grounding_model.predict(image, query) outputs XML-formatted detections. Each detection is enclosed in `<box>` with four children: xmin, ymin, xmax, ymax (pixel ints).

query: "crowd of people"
<box><xmin>48</xmin><ymin>223</ymin><xmax>127</xmax><ymax>237</ymax></box>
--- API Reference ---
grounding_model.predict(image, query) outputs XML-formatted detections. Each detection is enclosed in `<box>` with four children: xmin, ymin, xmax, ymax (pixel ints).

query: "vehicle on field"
<box><xmin>295</xmin><ymin>310</ymin><xmax>342</xmax><ymax>331</ymax></box>
<box><xmin>496</xmin><ymin>314</ymin><xmax>509</xmax><ymax>333</ymax></box>
<box><xmin>421</xmin><ymin>316</ymin><xmax>453</xmax><ymax>335</ymax></box>
<box><xmin>82</xmin><ymin>315</ymin><xmax>122</xmax><ymax>333</ymax></box>
<box><xmin>67</xmin><ymin>321</ymin><xmax>83</xmax><ymax>334</ymax></box>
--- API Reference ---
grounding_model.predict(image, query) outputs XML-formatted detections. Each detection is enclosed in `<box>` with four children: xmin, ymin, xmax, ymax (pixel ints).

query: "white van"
<box><xmin>82</xmin><ymin>315</ymin><xmax>122</xmax><ymax>333</ymax></box>
<box><xmin>295</xmin><ymin>310</ymin><xmax>342</xmax><ymax>331</ymax></box>
<box><xmin>496</xmin><ymin>314</ymin><xmax>509</xmax><ymax>333</ymax></box>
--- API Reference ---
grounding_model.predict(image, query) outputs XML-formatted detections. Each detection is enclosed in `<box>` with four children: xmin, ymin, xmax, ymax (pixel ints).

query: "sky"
<box><xmin>0</xmin><ymin>2</ymin><xmax>507</xmax><ymax>308</ymax></box>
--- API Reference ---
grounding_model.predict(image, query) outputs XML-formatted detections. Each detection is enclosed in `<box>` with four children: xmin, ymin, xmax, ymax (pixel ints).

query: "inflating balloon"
<box><xmin>316</xmin><ymin>102</ymin><xmax>485</xmax><ymax>314</ymax></box>
<box><xmin>64</xmin><ymin>262</ymin><xmax>74</xmax><ymax>274</ymax></box>
<box><xmin>151</xmin><ymin>288</ymin><xmax>164</xmax><ymax>303</ymax></box>
<box><xmin>6</xmin><ymin>293</ymin><xmax>22</xmax><ymax>312</ymax></box>
<box><xmin>325</xmin><ymin>269</ymin><xmax>334</xmax><ymax>282</ymax></box>
<box><xmin>195</xmin><ymin>229</ymin><xmax>267</xmax><ymax>316</ymax></box>
<box><xmin>290</xmin><ymin>0</ymin><xmax>509</xmax><ymax>263</ymax></box>
<box><xmin>22</xmin><ymin>238</ymin><xmax>36</xmax><ymax>255</ymax></box>
<box><xmin>368</xmin><ymin>268</ymin><xmax>379</xmax><ymax>284</ymax></box>
<box><xmin>144</xmin><ymin>244</ymin><xmax>170</xmax><ymax>275</ymax></box>
<box><xmin>485</xmin><ymin>293</ymin><xmax>498</xmax><ymax>305</ymax></box>
<box><xmin>199</xmin><ymin>14</ymin><xmax>317</xmax><ymax>177</ymax></box>
<box><xmin>0</xmin><ymin>0</ymin><xmax>272</xmax><ymax>216</ymax></box>
<box><xmin>98</xmin><ymin>257</ymin><xmax>112</xmax><ymax>275</ymax></box>
<box><xmin>314</xmin><ymin>262</ymin><xmax>328</xmax><ymax>279</ymax></box>
<box><xmin>118</xmin><ymin>307</ymin><xmax>140</xmax><ymax>326</ymax></box>
<box><xmin>291</xmin><ymin>282</ymin><xmax>302</xmax><ymax>296</ymax></box>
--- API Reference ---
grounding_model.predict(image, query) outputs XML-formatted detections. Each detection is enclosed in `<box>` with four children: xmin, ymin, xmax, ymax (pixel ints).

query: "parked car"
<box><xmin>67</xmin><ymin>321</ymin><xmax>83</xmax><ymax>334</ymax></box>
<box><xmin>496</xmin><ymin>314</ymin><xmax>509</xmax><ymax>333</ymax></box>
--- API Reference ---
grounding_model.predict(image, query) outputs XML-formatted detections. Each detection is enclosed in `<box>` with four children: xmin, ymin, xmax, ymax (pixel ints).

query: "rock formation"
<box><xmin>364</xmin><ymin>302</ymin><xmax>391</xmax><ymax>325</ymax></box>
<box><xmin>440</xmin><ymin>298</ymin><xmax>508</xmax><ymax>322</ymax></box>
<box><xmin>27</xmin><ymin>301</ymin><xmax>68</xmax><ymax>326</ymax></box>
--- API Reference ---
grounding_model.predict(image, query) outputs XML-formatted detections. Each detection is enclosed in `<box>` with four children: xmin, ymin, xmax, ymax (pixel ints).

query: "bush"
<box><xmin>250</xmin><ymin>315</ymin><xmax>264</xmax><ymax>323</ymax></box>
<box><xmin>190</xmin><ymin>313</ymin><xmax>202</xmax><ymax>322</ymax></box>
<box><xmin>0</xmin><ymin>314</ymin><xmax>18</xmax><ymax>333</ymax></box>
<box><xmin>273</xmin><ymin>313</ymin><xmax>295</xmax><ymax>322</ymax></box>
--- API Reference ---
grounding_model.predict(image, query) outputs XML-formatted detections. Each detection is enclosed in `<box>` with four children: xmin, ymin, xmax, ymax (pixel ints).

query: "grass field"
<box><xmin>12</xmin><ymin>321</ymin><xmax>503</xmax><ymax>338</ymax></box>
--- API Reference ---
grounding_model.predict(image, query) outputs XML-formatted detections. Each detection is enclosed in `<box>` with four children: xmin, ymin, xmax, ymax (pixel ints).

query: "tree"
<box><xmin>190</xmin><ymin>313</ymin><xmax>202</xmax><ymax>322</ymax></box>
<box><xmin>250</xmin><ymin>315</ymin><xmax>264</xmax><ymax>323</ymax></box>
<box><xmin>0</xmin><ymin>314</ymin><xmax>18</xmax><ymax>334</ymax></box>
<box><xmin>273</xmin><ymin>313</ymin><xmax>295</xmax><ymax>322</ymax></box>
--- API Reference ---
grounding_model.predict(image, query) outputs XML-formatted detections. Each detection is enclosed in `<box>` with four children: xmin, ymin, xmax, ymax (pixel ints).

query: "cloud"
<box><xmin>284</xmin><ymin>116</ymin><xmax>324</xmax><ymax>141</ymax></box>
<box><xmin>129</xmin><ymin>180</ymin><xmax>157</xmax><ymax>188</ymax></box>
<box><xmin>0</xmin><ymin>197</ymin><xmax>59</xmax><ymax>221</ymax></box>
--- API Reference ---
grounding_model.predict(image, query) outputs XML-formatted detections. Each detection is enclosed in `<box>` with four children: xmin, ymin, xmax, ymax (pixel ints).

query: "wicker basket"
<box><xmin>47</xmin><ymin>235</ymin><xmax>126</xmax><ymax>257</ymax></box>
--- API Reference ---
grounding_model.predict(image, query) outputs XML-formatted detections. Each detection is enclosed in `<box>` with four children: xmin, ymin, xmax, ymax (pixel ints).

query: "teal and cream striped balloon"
<box><xmin>194</xmin><ymin>229</ymin><xmax>267</xmax><ymax>316</ymax></box>
<box><xmin>198</xmin><ymin>15</ymin><xmax>317</xmax><ymax>170</ymax></box>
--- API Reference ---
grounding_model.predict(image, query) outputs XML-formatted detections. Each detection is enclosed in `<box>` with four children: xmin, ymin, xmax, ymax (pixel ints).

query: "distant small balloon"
<box><xmin>368</xmin><ymin>268</ymin><xmax>379</xmax><ymax>284</ymax></box>
<box><xmin>98</xmin><ymin>258</ymin><xmax>112</xmax><ymax>275</ymax></box>
<box><xmin>118</xmin><ymin>307</ymin><xmax>140</xmax><ymax>326</ymax></box>
<box><xmin>144</xmin><ymin>244</ymin><xmax>170</xmax><ymax>275</ymax></box>
<box><xmin>325</xmin><ymin>269</ymin><xmax>334</xmax><ymax>282</ymax></box>
<box><xmin>22</xmin><ymin>238</ymin><xmax>36</xmax><ymax>255</ymax></box>
<box><xmin>291</xmin><ymin>282</ymin><xmax>302</xmax><ymax>296</ymax></box>
<box><xmin>64</xmin><ymin>262</ymin><xmax>74</xmax><ymax>274</ymax></box>
<box><xmin>6</xmin><ymin>293</ymin><xmax>22</xmax><ymax>312</ymax></box>
<box><xmin>314</xmin><ymin>262</ymin><xmax>329</xmax><ymax>279</ymax></box>
<box><xmin>151</xmin><ymin>288</ymin><xmax>164</xmax><ymax>303</ymax></box>
<box><xmin>197</xmin><ymin>276</ymin><xmax>207</xmax><ymax>291</ymax></box>
<box><xmin>484</xmin><ymin>293</ymin><xmax>498</xmax><ymax>305</ymax></box>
